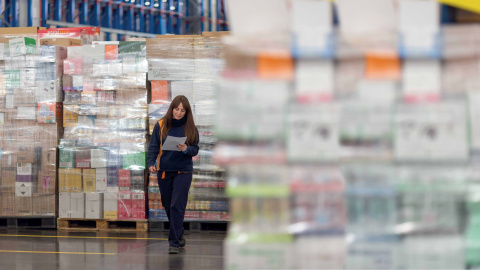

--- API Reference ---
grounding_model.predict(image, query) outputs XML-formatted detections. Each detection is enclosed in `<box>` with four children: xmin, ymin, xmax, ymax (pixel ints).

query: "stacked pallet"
<box><xmin>146</xmin><ymin>33</ymin><xmax>230</xmax><ymax>225</ymax></box>
<box><xmin>0</xmin><ymin>27</ymin><xmax>63</xmax><ymax>222</ymax></box>
<box><xmin>58</xmin><ymin>41</ymin><xmax>148</xmax><ymax>230</ymax></box>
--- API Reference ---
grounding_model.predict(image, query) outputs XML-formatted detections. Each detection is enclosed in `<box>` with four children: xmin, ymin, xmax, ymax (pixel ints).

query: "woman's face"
<box><xmin>173</xmin><ymin>102</ymin><xmax>186</xmax><ymax>120</ymax></box>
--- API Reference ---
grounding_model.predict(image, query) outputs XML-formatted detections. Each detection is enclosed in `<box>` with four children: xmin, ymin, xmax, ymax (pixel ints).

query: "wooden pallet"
<box><xmin>149</xmin><ymin>220</ymin><xmax>227</xmax><ymax>233</ymax></box>
<box><xmin>57</xmin><ymin>218</ymin><xmax>148</xmax><ymax>233</ymax></box>
<box><xmin>0</xmin><ymin>216</ymin><xmax>57</xmax><ymax>229</ymax></box>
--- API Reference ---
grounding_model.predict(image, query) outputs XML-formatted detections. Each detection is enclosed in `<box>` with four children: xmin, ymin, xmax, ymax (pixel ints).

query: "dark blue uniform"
<box><xmin>147</xmin><ymin>116</ymin><xmax>199</xmax><ymax>247</ymax></box>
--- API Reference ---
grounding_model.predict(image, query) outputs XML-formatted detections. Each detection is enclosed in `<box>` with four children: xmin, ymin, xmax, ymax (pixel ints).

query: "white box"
<box><xmin>15</xmin><ymin>182</ymin><xmax>32</xmax><ymax>197</ymax></box>
<box><xmin>104</xmin><ymin>192</ymin><xmax>118</xmax><ymax>219</ymax></box>
<box><xmin>95</xmin><ymin>168</ymin><xmax>107</xmax><ymax>193</ymax></box>
<box><xmin>59</xmin><ymin>192</ymin><xmax>71</xmax><ymax>218</ymax></box>
<box><xmin>170</xmin><ymin>81</ymin><xmax>193</xmax><ymax>102</ymax></box>
<box><xmin>148</xmin><ymin>59</ymin><xmax>195</xmax><ymax>81</ymax></box>
<box><xmin>70</xmin><ymin>193</ymin><xmax>85</xmax><ymax>219</ymax></box>
<box><xmin>90</xmin><ymin>149</ymin><xmax>106</xmax><ymax>168</ymax></box>
<box><xmin>85</xmin><ymin>193</ymin><xmax>104</xmax><ymax>219</ymax></box>
<box><xmin>17</xmin><ymin>106</ymin><xmax>36</xmax><ymax>120</ymax></box>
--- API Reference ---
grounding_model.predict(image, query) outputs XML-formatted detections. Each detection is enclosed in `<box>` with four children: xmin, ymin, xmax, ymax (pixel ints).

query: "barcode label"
<box><xmin>133</xmin><ymin>194</ymin><xmax>144</xmax><ymax>200</ymax></box>
<box><xmin>119</xmin><ymin>194</ymin><xmax>130</xmax><ymax>199</ymax></box>
<box><xmin>62</xmin><ymin>187</ymin><xmax>67</xmax><ymax>191</ymax></box>
<box><xmin>73</xmin><ymin>187</ymin><xmax>78</xmax><ymax>191</ymax></box>
<box><xmin>77</xmin><ymin>162</ymin><xmax>89</xmax><ymax>167</ymax></box>
<box><xmin>87</xmin><ymin>182</ymin><xmax>94</xmax><ymax>187</ymax></box>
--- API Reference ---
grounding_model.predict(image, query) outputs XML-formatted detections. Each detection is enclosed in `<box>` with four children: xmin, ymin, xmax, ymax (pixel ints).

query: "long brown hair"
<box><xmin>160</xmin><ymin>95</ymin><xmax>198</xmax><ymax>145</ymax></box>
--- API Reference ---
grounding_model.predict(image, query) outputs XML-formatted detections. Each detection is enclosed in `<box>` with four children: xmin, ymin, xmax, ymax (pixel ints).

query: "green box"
<box><xmin>59</xmin><ymin>147</ymin><xmax>75</xmax><ymax>168</ymax></box>
<box><xmin>9</xmin><ymin>37</ymin><xmax>36</xmax><ymax>56</ymax></box>
<box><xmin>122</xmin><ymin>152</ymin><xmax>146</xmax><ymax>170</ymax></box>
<box><xmin>5</xmin><ymin>70</ymin><xmax>20</xmax><ymax>88</ymax></box>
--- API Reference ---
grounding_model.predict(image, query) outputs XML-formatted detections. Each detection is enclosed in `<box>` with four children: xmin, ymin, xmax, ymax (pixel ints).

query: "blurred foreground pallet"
<box><xmin>149</xmin><ymin>220</ymin><xmax>228</xmax><ymax>232</ymax></box>
<box><xmin>0</xmin><ymin>216</ymin><xmax>57</xmax><ymax>229</ymax></box>
<box><xmin>57</xmin><ymin>218</ymin><xmax>148</xmax><ymax>233</ymax></box>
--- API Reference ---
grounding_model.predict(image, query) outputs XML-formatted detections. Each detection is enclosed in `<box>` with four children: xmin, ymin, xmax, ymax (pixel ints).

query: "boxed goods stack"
<box><xmin>58</xmin><ymin>42</ymin><xmax>148</xmax><ymax>221</ymax></box>
<box><xmin>146</xmin><ymin>34</ymin><xmax>229</xmax><ymax>223</ymax></box>
<box><xmin>218</xmin><ymin>0</ymin><xmax>480</xmax><ymax>269</ymax></box>
<box><xmin>0</xmin><ymin>27</ymin><xmax>64</xmax><ymax>218</ymax></box>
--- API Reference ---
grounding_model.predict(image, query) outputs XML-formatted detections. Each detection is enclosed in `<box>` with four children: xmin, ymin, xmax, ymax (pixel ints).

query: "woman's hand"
<box><xmin>177</xmin><ymin>144</ymin><xmax>187</xmax><ymax>152</ymax></box>
<box><xmin>149</xmin><ymin>166</ymin><xmax>157</xmax><ymax>173</ymax></box>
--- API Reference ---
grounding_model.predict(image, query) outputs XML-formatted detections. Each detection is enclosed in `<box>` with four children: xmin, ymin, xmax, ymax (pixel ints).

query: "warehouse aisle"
<box><xmin>0</xmin><ymin>229</ymin><xmax>225</xmax><ymax>270</ymax></box>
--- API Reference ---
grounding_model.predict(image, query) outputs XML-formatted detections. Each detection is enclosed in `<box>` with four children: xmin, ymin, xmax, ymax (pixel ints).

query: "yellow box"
<box><xmin>66</xmin><ymin>168</ymin><xmax>82</xmax><ymax>192</ymax></box>
<box><xmin>59</xmin><ymin>168</ymin><xmax>82</xmax><ymax>192</ymax></box>
<box><xmin>58</xmin><ymin>168</ymin><xmax>68</xmax><ymax>192</ymax></box>
<box><xmin>83</xmin><ymin>169</ymin><xmax>96</xmax><ymax>193</ymax></box>
<box><xmin>104</xmin><ymin>211</ymin><xmax>117</xmax><ymax>220</ymax></box>
<box><xmin>63</xmin><ymin>105</ymin><xmax>79</xmax><ymax>127</ymax></box>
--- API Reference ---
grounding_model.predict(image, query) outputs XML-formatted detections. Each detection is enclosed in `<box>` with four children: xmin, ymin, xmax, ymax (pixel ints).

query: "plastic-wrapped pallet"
<box><xmin>58</xmin><ymin>42</ymin><xmax>148</xmax><ymax>221</ymax></box>
<box><xmin>217</xmin><ymin>0</ymin><xmax>480</xmax><ymax>269</ymax></box>
<box><xmin>0</xmin><ymin>27</ymin><xmax>64</xmax><ymax>218</ymax></box>
<box><xmin>146</xmin><ymin>34</ymin><xmax>228</xmax><ymax>222</ymax></box>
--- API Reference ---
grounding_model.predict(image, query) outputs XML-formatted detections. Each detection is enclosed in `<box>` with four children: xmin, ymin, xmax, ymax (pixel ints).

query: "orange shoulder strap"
<box><xmin>156</xmin><ymin>119</ymin><xmax>164</xmax><ymax>171</ymax></box>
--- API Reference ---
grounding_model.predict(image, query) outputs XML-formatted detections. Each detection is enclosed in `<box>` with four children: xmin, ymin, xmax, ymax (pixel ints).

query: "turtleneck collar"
<box><xmin>172</xmin><ymin>116</ymin><xmax>187</xmax><ymax>127</ymax></box>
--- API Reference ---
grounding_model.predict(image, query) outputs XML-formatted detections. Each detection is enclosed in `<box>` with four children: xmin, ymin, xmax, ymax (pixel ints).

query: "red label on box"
<box><xmin>118</xmin><ymin>169</ymin><xmax>131</xmax><ymax>192</ymax></box>
<box><xmin>105</xmin><ymin>45</ymin><xmax>118</xmax><ymax>60</ymax></box>
<box><xmin>117</xmin><ymin>193</ymin><xmax>132</xmax><ymax>220</ymax></box>
<box><xmin>131</xmin><ymin>193</ymin><xmax>145</xmax><ymax>220</ymax></box>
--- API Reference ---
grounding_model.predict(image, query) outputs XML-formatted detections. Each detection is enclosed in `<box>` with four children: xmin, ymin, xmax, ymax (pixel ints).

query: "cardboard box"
<box><xmin>1</xmin><ymin>167</ymin><xmax>16</xmax><ymax>193</ymax></box>
<box><xmin>70</xmin><ymin>192</ymin><xmax>85</xmax><ymax>218</ymax></box>
<box><xmin>85</xmin><ymin>193</ymin><xmax>104</xmax><ymax>219</ymax></box>
<box><xmin>117</xmin><ymin>192</ymin><xmax>132</xmax><ymax>220</ymax></box>
<box><xmin>146</xmin><ymin>37</ymin><xmax>195</xmax><ymax>59</ymax></box>
<box><xmin>16</xmin><ymin>163</ymin><xmax>32</xmax><ymax>182</ymax></box>
<box><xmin>16</xmin><ymin>106</ymin><xmax>36</xmax><ymax>120</ymax></box>
<box><xmin>76</xmin><ymin>148</ymin><xmax>91</xmax><ymax>168</ymax></box>
<box><xmin>201</xmin><ymin>31</ymin><xmax>230</xmax><ymax>37</ymax></box>
<box><xmin>37</xmin><ymin>170</ymin><xmax>56</xmax><ymax>194</ymax></box>
<box><xmin>62</xmin><ymin>75</ymin><xmax>83</xmax><ymax>91</ymax></box>
<box><xmin>104</xmin><ymin>192</ymin><xmax>118</xmax><ymax>219</ymax></box>
<box><xmin>0</xmin><ymin>27</ymin><xmax>45</xmax><ymax>35</ymax></box>
<box><xmin>90</xmin><ymin>148</ymin><xmax>106</xmax><ymax>168</ymax></box>
<box><xmin>132</xmin><ymin>193</ymin><xmax>146</xmax><ymax>220</ymax></box>
<box><xmin>1</xmin><ymin>194</ymin><xmax>15</xmax><ymax>216</ymax></box>
<box><xmin>107</xmin><ymin>166</ymin><xmax>119</xmax><ymax>192</ymax></box>
<box><xmin>95</xmin><ymin>167</ymin><xmax>107</xmax><ymax>193</ymax></box>
<box><xmin>15</xmin><ymin>182</ymin><xmax>32</xmax><ymax>197</ymax></box>
<box><xmin>32</xmin><ymin>193</ymin><xmax>55</xmax><ymax>216</ymax></box>
<box><xmin>130</xmin><ymin>169</ymin><xmax>144</xmax><ymax>192</ymax></box>
<box><xmin>82</xmin><ymin>169</ymin><xmax>96</xmax><ymax>193</ymax></box>
<box><xmin>14</xmin><ymin>196</ymin><xmax>32</xmax><ymax>216</ymax></box>
<box><xmin>40</xmin><ymin>38</ymin><xmax>82</xmax><ymax>47</ymax></box>
<box><xmin>59</xmin><ymin>192</ymin><xmax>71</xmax><ymax>218</ymax></box>
<box><xmin>59</xmin><ymin>147</ymin><xmax>75</xmax><ymax>168</ymax></box>
<box><xmin>118</xmin><ymin>169</ymin><xmax>131</xmax><ymax>192</ymax></box>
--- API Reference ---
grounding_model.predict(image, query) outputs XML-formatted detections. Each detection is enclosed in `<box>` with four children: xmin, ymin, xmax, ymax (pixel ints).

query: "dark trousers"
<box><xmin>158</xmin><ymin>172</ymin><xmax>192</xmax><ymax>247</ymax></box>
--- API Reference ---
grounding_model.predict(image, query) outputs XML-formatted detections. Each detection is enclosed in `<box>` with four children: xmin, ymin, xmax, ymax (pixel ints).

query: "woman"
<box><xmin>147</xmin><ymin>95</ymin><xmax>199</xmax><ymax>254</ymax></box>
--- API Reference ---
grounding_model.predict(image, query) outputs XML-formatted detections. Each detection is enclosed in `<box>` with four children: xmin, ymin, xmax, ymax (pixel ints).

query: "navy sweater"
<box><xmin>147</xmin><ymin>117</ymin><xmax>199</xmax><ymax>172</ymax></box>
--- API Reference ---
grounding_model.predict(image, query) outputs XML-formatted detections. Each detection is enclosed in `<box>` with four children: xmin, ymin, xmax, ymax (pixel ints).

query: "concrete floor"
<box><xmin>0</xmin><ymin>228</ymin><xmax>225</xmax><ymax>270</ymax></box>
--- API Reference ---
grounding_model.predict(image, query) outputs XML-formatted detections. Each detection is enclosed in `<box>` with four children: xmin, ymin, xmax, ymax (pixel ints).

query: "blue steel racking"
<box><xmin>0</xmin><ymin>0</ymin><xmax>229</xmax><ymax>40</ymax></box>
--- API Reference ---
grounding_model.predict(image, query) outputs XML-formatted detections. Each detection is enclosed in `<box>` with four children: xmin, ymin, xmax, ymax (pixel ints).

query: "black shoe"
<box><xmin>179</xmin><ymin>235</ymin><xmax>186</xmax><ymax>248</ymax></box>
<box><xmin>169</xmin><ymin>246</ymin><xmax>180</xmax><ymax>254</ymax></box>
